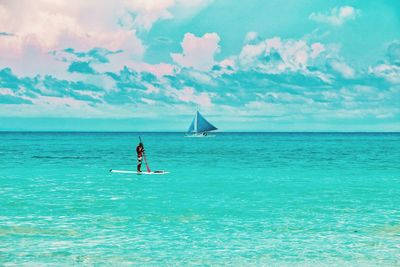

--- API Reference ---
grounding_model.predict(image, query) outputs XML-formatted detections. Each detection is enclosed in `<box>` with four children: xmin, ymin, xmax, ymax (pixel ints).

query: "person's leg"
<box><xmin>137</xmin><ymin>157</ymin><xmax>142</xmax><ymax>172</ymax></box>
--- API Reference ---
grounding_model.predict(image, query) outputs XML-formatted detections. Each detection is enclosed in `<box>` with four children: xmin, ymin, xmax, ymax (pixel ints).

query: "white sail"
<box><xmin>187</xmin><ymin>111</ymin><xmax>217</xmax><ymax>133</ymax></box>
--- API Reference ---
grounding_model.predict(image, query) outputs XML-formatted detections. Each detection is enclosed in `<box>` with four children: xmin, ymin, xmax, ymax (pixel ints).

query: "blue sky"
<box><xmin>0</xmin><ymin>0</ymin><xmax>399</xmax><ymax>131</ymax></box>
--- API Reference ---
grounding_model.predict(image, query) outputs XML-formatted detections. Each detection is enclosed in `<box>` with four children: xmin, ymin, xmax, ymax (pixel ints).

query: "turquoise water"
<box><xmin>1</xmin><ymin>132</ymin><xmax>399</xmax><ymax>266</ymax></box>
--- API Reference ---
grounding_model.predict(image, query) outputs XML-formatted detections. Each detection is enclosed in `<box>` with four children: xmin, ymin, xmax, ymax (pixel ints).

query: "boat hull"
<box><xmin>185</xmin><ymin>133</ymin><xmax>216</xmax><ymax>138</ymax></box>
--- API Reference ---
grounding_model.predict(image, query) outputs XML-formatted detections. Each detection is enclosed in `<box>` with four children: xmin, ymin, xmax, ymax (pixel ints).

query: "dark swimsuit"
<box><xmin>136</xmin><ymin>146</ymin><xmax>143</xmax><ymax>163</ymax></box>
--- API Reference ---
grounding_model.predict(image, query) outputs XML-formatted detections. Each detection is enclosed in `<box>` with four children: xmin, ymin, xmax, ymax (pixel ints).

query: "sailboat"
<box><xmin>186</xmin><ymin>111</ymin><xmax>218</xmax><ymax>137</ymax></box>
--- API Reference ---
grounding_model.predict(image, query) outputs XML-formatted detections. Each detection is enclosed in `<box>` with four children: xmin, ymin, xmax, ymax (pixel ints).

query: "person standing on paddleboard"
<box><xmin>136</xmin><ymin>142</ymin><xmax>144</xmax><ymax>172</ymax></box>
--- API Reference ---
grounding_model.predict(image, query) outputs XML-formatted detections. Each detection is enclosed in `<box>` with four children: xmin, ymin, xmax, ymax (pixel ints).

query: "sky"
<box><xmin>0</xmin><ymin>0</ymin><xmax>399</xmax><ymax>131</ymax></box>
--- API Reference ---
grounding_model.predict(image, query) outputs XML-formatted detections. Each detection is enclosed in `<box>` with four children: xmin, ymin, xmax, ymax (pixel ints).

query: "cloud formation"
<box><xmin>0</xmin><ymin>1</ymin><xmax>399</xmax><ymax>130</ymax></box>
<box><xmin>239</xmin><ymin>37</ymin><xmax>322</xmax><ymax>73</ymax></box>
<box><xmin>1</xmin><ymin>33</ymin><xmax>397</xmax><ymax>125</ymax></box>
<box><xmin>122</xmin><ymin>0</ymin><xmax>213</xmax><ymax>30</ymax></box>
<box><xmin>368</xmin><ymin>41</ymin><xmax>400</xmax><ymax>84</ymax></box>
<box><xmin>0</xmin><ymin>0</ymin><xmax>144</xmax><ymax>75</ymax></box>
<box><xmin>309</xmin><ymin>6</ymin><xmax>360</xmax><ymax>26</ymax></box>
<box><xmin>171</xmin><ymin>33</ymin><xmax>221</xmax><ymax>71</ymax></box>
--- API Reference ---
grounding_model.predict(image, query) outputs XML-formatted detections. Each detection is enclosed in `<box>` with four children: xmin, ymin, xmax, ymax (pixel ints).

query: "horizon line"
<box><xmin>0</xmin><ymin>130</ymin><xmax>399</xmax><ymax>133</ymax></box>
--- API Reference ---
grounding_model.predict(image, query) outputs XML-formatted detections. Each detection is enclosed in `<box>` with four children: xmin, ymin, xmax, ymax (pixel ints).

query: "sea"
<box><xmin>0</xmin><ymin>132</ymin><xmax>399</xmax><ymax>266</ymax></box>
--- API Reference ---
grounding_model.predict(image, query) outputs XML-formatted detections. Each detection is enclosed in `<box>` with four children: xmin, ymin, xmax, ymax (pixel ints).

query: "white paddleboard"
<box><xmin>110</xmin><ymin>169</ymin><xmax>169</xmax><ymax>175</ymax></box>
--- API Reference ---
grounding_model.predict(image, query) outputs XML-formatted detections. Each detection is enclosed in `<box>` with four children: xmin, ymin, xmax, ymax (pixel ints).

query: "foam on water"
<box><xmin>0</xmin><ymin>132</ymin><xmax>399</xmax><ymax>265</ymax></box>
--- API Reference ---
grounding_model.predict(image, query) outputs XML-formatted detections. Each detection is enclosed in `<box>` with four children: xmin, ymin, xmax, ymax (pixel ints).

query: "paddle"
<box><xmin>139</xmin><ymin>136</ymin><xmax>151</xmax><ymax>172</ymax></box>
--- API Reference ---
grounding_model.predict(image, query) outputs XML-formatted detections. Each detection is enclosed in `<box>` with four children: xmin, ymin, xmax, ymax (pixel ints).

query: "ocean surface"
<box><xmin>0</xmin><ymin>132</ymin><xmax>399</xmax><ymax>266</ymax></box>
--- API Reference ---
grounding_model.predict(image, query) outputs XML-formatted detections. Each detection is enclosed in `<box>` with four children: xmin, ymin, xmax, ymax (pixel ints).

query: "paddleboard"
<box><xmin>110</xmin><ymin>169</ymin><xmax>169</xmax><ymax>175</ymax></box>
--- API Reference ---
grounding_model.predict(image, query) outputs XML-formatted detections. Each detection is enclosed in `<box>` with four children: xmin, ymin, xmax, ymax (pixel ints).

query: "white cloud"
<box><xmin>238</xmin><ymin>36</ymin><xmax>326</xmax><ymax>74</ymax></box>
<box><xmin>141</xmin><ymin>97</ymin><xmax>157</xmax><ymax>105</ymax></box>
<box><xmin>0</xmin><ymin>0</ymin><xmax>216</xmax><ymax>76</ymax></box>
<box><xmin>123</xmin><ymin>0</ymin><xmax>213</xmax><ymax>31</ymax></box>
<box><xmin>123</xmin><ymin>0</ymin><xmax>175</xmax><ymax>30</ymax></box>
<box><xmin>188</xmin><ymin>71</ymin><xmax>215</xmax><ymax>85</ymax></box>
<box><xmin>244</xmin><ymin>31</ymin><xmax>259</xmax><ymax>44</ymax></box>
<box><xmin>0</xmin><ymin>0</ymin><xmax>145</xmax><ymax>75</ymax></box>
<box><xmin>0</xmin><ymin>0</ymin><xmax>218</xmax><ymax>77</ymax></box>
<box><xmin>212</xmin><ymin>58</ymin><xmax>236</xmax><ymax>76</ymax></box>
<box><xmin>0</xmin><ymin>1</ymin><xmax>144</xmax><ymax>52</ymax></box>
<box><xmin>329</xmin><ymin>60</ymin><xmax>355</xmax><ymax>79</ymax></box>
<box><xmin>311</xmin><ymin>42</ymin><xmax>325</xmax><ymax>59</ymax></box>
<box><xmin>369</xmin><ymin>64</ymin><xmax>400</xmax><ymax>84</ymax></box>
<box><xmin>171</xmin><ymin>33</ymin><xmax>221</xmax><ymax>71</ymax></box>
<box><xmin>309</xmin><ymin>6</ymin><xmax>360</xmax><ymax>26</ymax></box>
<box><xmin>235</xmin><ymin>34</ymin><xmax>362</xmax><ymax>83</ymax></box>
<box><xmin>144</xmin><ymin>84</ymin><xmax>160</xmax><ymax>95</ymax></box>
<box><xmin>366</xmin><ymin>41</ymin><xmax>400</xmax><ymax>84</ymax></box>
<box><xmin>125</xmin><ymin>62</ymin><xmax>176</xmax><ymax>78</ymax></box>
<box><xmin>238</xmin><ymin>42</ymin><xmax>268</xmax><ymax>67</ymax></box>
<box><xmin>168</xmin><ymin>86</ymin><xmax>213</xmax><ymax>107</ymax></box>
